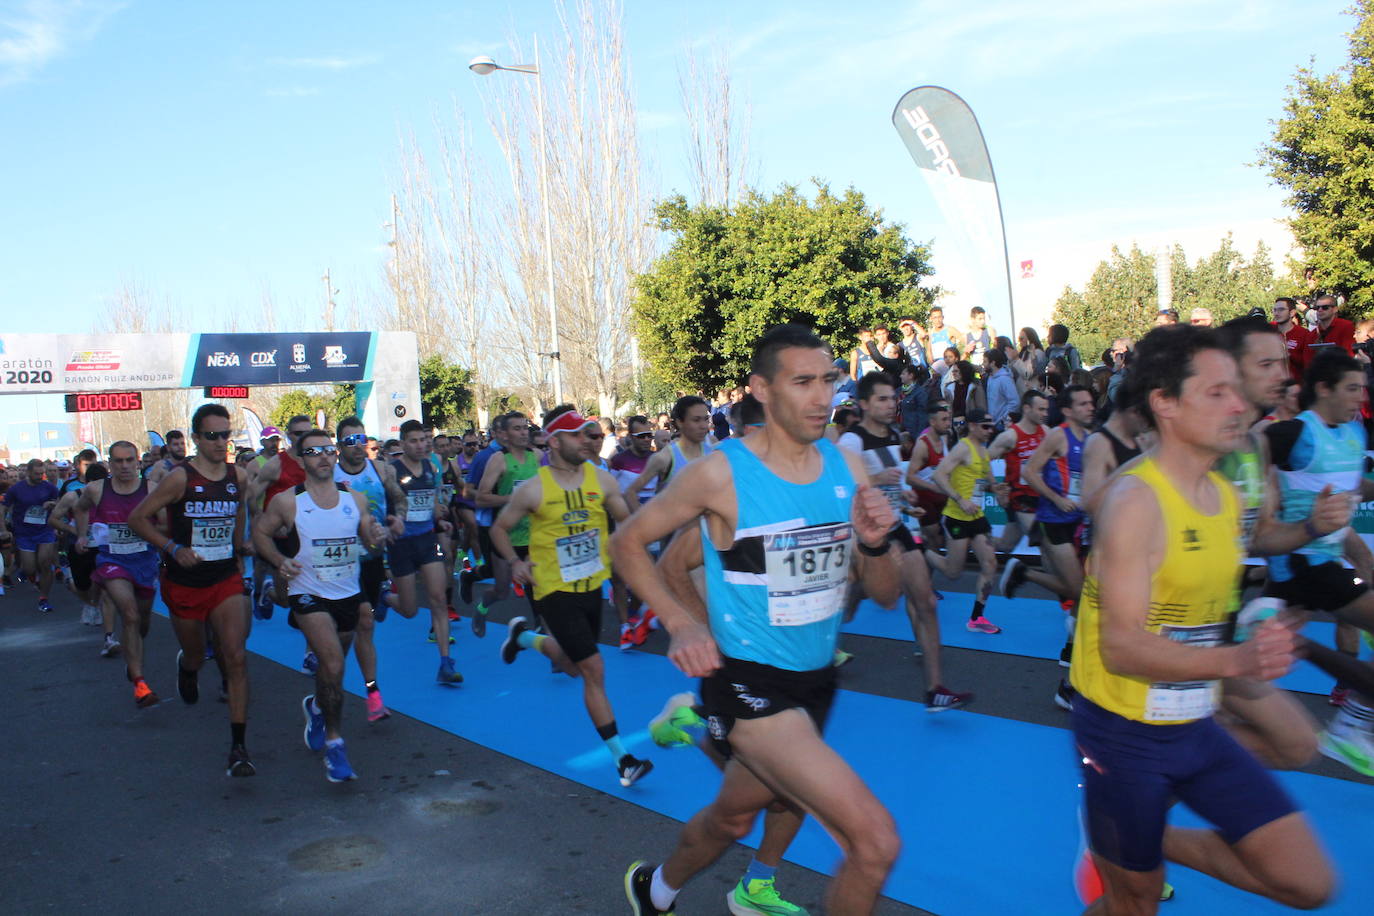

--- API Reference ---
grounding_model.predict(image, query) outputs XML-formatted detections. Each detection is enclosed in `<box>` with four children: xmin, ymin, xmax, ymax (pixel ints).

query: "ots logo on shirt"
<box><xmin>561</xmin><ymin>508</ymin><xmax>590</xmax><ymax>525</ymax></box>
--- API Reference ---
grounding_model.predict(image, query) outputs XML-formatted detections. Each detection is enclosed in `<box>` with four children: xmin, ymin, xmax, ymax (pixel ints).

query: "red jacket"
<box><xmin>1274</xmin><ymin>322</ymin><xmax>1312</xmax><ymax>379</ymax></box>
<box><xmin>1306</xmin><ymin>316</ymin><xmax>1355</xmax><ymax>358</ymax></box>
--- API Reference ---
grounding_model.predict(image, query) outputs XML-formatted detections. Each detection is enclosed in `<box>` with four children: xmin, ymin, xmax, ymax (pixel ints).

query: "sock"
<box><xmin>971</xmin><ymin>599</ymin><xmax>986</xmax><ymax>620</ymax></box>
<box><xmin>104</xmin><ymin>632</ymin><xmax>112</xmax><ymax>639</ymax></box>
<box><xmin>650</xmin><ymin>866</ymin><xmax>679</xmax><ymax>911</ymax></box>
<box><xmin>517</xmin><ymin>629</ymin><xmax>541</xmax><ymax>650</ymax></box>
<box><xmin>597</xmin><ymin>722</ymin><xmax>627</xmax><ymax>761</ymax></box>
<box><xmin>231</xmin><ymin>722</ymin><xmax>246</xmax><ymax>746</ymax></box>
<box><xmin>325</xmin><ymin>737</ymin><xmax>343</xmax><ymax>748</ymax></box>
<box><xmin>365</xmin><ymin>680</ymin><xmax>379</xmax><ymax>694</ymax></box>
<box><xmin>310</xmin><ymin>696</ymin><xmax>322</xmax><ymax>715</ymax></box>
<box><xmin>743</xmin><ymin>856</ymin><xmax>776</xmax><ymax>884</ymax></box>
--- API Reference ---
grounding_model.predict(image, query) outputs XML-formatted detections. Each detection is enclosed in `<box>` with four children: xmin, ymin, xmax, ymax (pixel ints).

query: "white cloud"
<box><xmin>270</xmin><ymin>54</ymin><xmax>379</xmax><ymax>70</ymax></box>
<box><xmin>0</xmin><ymin>0</ymin><xmax>123</xmax><ymax>87</ymax></box>
<box><xmin>264</xmin><ymin>85</ymin><xmax>319</xmax><ymax>98</ymax></box>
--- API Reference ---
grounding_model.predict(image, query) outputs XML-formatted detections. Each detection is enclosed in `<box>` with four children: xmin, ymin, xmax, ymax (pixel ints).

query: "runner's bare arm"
<box><xmin>377</xmin><ymin>463</ymin><xmax>406</xmax><ymax>533</ymax></box>
<box><xmin>474</xmin><ymin>455</ymin><xmax>508</xmax><ymax>508</ymax></box>
<box><xmin>1251</xmin><ymin>470</ymin><xmax>1349</xmax><ymax>555</ymax></box>
<box><xmin>656</xmin><ymin>518</ymin><xmax>708</xmax><ymax>625</ymax></box>
<box><xmin>986</xmin><ymin>428</ymin><xmax>1017</xmax><ymax>461</ymax></box>
<box><xmin>1024</xmin><ymin>428</ymin><xmax>1072</xmax><ymax>509</ymax></box>
<box><xmin>837</xmin><ymin>448</ymin><xmax>901</xmax><ymax>606</ymax></box>
<box><xmin>72</xmin><ymin>480</ymin><xmax>102</xmax><ymax>545</ymax></box>
<box><xmin>1095</xmin><ymin>477</ymin><xmax>1290</xmax><ymax>682</ymax></box>
<box><xmin>1079</xmin><ymin>434</ymin><xmax>1116</xmax><ymax>517</ymax></box>
<box><xmin>352</xmin><ymin>490</ymin><xmax>386</xmax><ymax>551</ymax></box>
<box><xmin>244</xmin><ymin>456</ymin><xmax>280</xmax><ymax>515</ymax></box>
<box><xmin>622</xmin><ymin>449</ymin><xmax>670</xmax><ymax>507</ymax></box>
<box><xmin>47</xmin><ymin>490</ymin><xmax>80</xmax><ymax>537</ymax></box>
<box><xmin>251</xmin><ymin>490</ymin><xmax>298</xmax><ymax>576</ymax></box>
<box><xmin>127</xmin><ymin>468</ymin><xmax>189</xmax><ymax>560</ymax></box>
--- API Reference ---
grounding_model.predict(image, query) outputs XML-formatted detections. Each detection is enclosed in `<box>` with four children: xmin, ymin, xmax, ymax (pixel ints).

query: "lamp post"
<box><xmin>469</xmin><ymin>42</ymin><xmax>563</xmax><ymax>405</ymax></box>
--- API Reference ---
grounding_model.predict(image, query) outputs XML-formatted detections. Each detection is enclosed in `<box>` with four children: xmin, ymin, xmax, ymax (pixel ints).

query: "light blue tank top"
<box><xmin>1270</xmin><ymin>410</ymin><xmax>1366</xmax><ymax>579</ymax></box>
<box><xmin>667</xmin><ymin>440</ymin><xmax>714</xmax><ymax>484</ymax></box>
<box><xmin>701</xmin><ymin>438</ymin><xmax>857</xmax><ymax>671</ymax></box>
<box><xmin>335</xmin><ymin>459</ymin><xmax>386</xmax><ymax>557</ymax></box>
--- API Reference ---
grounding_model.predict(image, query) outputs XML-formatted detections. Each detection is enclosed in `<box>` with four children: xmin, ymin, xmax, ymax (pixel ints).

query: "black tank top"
<box><xmin>1099</xmin><ymin>427</ymin><xmax>1141</xmax><ymax>469</ymax></box>
<box><xmin>166</xmin><ymin>462</ymin><xmax>241</xmax><ymax>588</ymax></box>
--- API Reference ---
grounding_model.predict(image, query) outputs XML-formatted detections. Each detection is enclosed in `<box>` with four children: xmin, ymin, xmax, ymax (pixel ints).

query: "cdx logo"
<box><xmin>251</xmin><ymin>350</ymin><xmax>277</xmax><ymax>367</ymax></box>
<box><xmin>900</xmin><ymin>105</ymin><xmax>960</xmax><ymax>177</ymax></box>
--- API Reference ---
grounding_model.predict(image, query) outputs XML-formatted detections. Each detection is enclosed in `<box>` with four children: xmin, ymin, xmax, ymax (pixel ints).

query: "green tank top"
<box><xmin>1216</xmin><ymin>437</ymin><xmax>1264</xmax><ymax>546</ymax></box>
<box><xmin>498</xmin><ymin>449</ymin><xmax>541</xmax><ymax>546</ymax></box>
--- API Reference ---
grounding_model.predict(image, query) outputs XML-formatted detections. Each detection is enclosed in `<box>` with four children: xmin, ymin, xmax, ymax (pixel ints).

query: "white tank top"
<box><xmin>289</xmin><ymin>484</ymin><xmax>362</xmax><ymax>601</ymax></box>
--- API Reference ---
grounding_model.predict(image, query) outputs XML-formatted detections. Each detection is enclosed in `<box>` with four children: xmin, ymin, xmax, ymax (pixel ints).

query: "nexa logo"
<box><xmin>251</xmin><ymin>350</ymin><xmax>277</xmax><ymax>367</ymax></box>
<box><xmin>207</xmin><ymin>352</ymin><xmax>240</xmax><ymax>367</ymax></box>
<box><xmin>900</xmin><ymin>106</ymin><xmax>960</xmax><ymax>177</ymax></box>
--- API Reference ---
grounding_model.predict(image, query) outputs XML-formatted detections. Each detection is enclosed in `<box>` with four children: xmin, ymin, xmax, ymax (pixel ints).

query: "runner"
<box><xmin>623</xmin><ymin>396</ymin><xmax>715</xmax><ymax>504</ymax></box>
<box><xmin>492</xmin><ymin>405</ymin><xmax>652</xmax><ymax>787</ymax></box>
<box><xmin>145</xmin><ymin>429</ymin><xmax>187</xmax><ymax>486</ymax></box>
<box><xmin>50</xmin><ymin>449</ymin><xmax>103</xmax><ymax>629</ymax></box>
<box><xmin>609</xmin><ymin>415</ymin><xmax>658</xmax><ymax>647</ymax></box>
<box><xmin>926</xmin><ymin>408</ymin><xmax>1004</xmax><ymax>634</ymax></box>
<box><xmin>988</xmin><ymin>389</ymin><xmax>1048</xmax><ymax>554</ymax></box>
<box><xmin>449</xmin><ymin>431</ymin><xmax>480</xmax><ymax>580</ymax></box>
<box><xmin>246</xmin><ymin>415</ymin><xmax>312</xmax><ymax>621</ymax></box>
<box><xmin>0</xmin><ymin>458</ymin><xmax>60</xmax><ymax>612</ymax></box>
<box><xmin>614</xmin><ymin>324</ymin><xmax>901</xmax><ymax>916</ymax></box>
<box><xmin>333</xmin><ymin>416</ymin><xmax>407</xmax><ymax>722</ymax></box>
<box><xmin>472</xmin><ymin>413</ymin><xmax>540</xmax><ymax>635</ymax></box>
<box><xmin>839</xmin><ymin>372</ymin><xmax>973</xmax><ymax>710</ymax></box>
<box><xmin>457</xmin><ymin>415</ymin><xmax>511</xmax><ymax>609</ymax></box>
<box><xmin>428</xmin><ymin>428</ymin><xmax>461</xmax><ymax>620</ymax></box>
<box><xmin>1070</xmin><ymin>323</ymin><xmax>1333</xmax><ymax>914</ymax></box>
<box><xmin>127</xmin><ymin>404</ymin><xmax>255</xmax><ymax>777</ymax></box>
<box><xmin>253</xmin><ymin>429</ymin><xmax>389</xmax><ymax>782</ymax></box>
<box><xmin>383</xmin><ymin>419</ymin><xmax>461</xmax><ymax>684</ymax></box>
<box><xmin>904</xmin><ymin>402</ymin><xmax>952</xmax><ymax>551</ymax></box>
<box><xmin>72</xmin><ymin>441</ymin><xmax>162</xmax><ymax>705</ymax></box>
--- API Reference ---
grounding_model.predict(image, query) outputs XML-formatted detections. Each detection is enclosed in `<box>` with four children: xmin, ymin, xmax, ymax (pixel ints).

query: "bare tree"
<box><xmin>679</xmin><ymin>44</ymin><xmax>752</xmax><ymax>208</ymax></box>
<box><xmin>96</xmin><ymin>281</ymin><xmax>197</xmax><ymax>450</ymax></box>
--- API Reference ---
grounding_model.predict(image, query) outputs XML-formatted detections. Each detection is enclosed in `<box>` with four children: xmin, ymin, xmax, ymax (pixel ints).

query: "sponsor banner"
<box><xmin>891</xmin><ymin>86</ymin><xmax>1015</xmax><ymax>339</ymax></box>
<box><xmin>189</xmin><ymin>332</ymin><xmax>372</xmax><ymax>386</ymax></box>
<box><xmin>0</xmin><ymin>333</ymin><xmax>190</xmax><ymax>394</ymax></box>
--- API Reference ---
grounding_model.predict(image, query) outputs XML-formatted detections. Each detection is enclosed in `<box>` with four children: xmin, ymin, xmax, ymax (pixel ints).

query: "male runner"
<box><xmin>1071</xmin><ymin>324</ymin><xmax>1333</xmax><ymax>914</ymax></box>
<box><xmin>904</xmin><ymin>402</ymin><xmax>952</xmax><ymax>550</ymax></box>
<box><xmin>0</xmin><ymin>458</ymin><xmax>60</xmax><ymax>611</ymax></box>
<box><xmin>839</xmin><ymin>372</ymin><xmax>972</xmax><ymax>710</ymax></box>
<box><xmin>472</xmin><ymin>413</ymin><xmax>540</xmax><ymax>634</ymax></box>
<box><xmin>73</xmin><ymin>441</ymin><xmax>162</xmax><ymax>705</ymax></box>
<box><xmin>457</xmin><ymin>414</ymin><xmax>510</xmax><ymax>607</ymax></box>
<box><xmin>492</xmin><ymin>406</ymin><xmax>652</xmax><ymax>787</ymax></box>
<box><xmin>927</xmin><ymin>408</ymin><xmax>1004</xmax><ymax>634</ymax></box>
<box><xmin>128</xmin><ymin>404</ymin><xmax>255</xmax><ymax>777</ymax></box>
<box><xmin>334</xmin><ymin>416</ymin><xmax>407</xmax><ymax>721</ymax></box>
<box><xmin>145</xmin><ymin>429</ymin><xmax>187</xmax><ymax>486</ymax></box>
<box><xmin>609</xmin><ymin>415</ymin><xmax>658</xmax><ymax>647</ymax></box>
<box><xmin>449</xmin><ymin>431</ymin><xmax>480</xmax><ymax>575</ymax></box>
<box><xmin>988</xmin><ymin>389</ymin><xmax>1048</xmax><ymax>554</ymax></box>
<box><xmin>254</xmin><ymin>430</ymin><xmax>389</xmax><ymax>782</ymax></box>
<box><xmin>384</xmin><ymin>419</ymin><xmax>461</xmax><ymax>684</ymax></box>
<box><xmin>427</xmin><ymin>428</ymin><xmax>461</xmax><ymax>620</ymax></box>
<box><xmin>623</xmin><ymin>396</ymin><xmax>715</xmax><ymax>504</ymax></box>
<box><xmin>51</xmin><ymin>449</ymin><xmax>102</xmax><ymax>628</ymax></box>
<box><xmin>246</xmin><ymin>415</ymin><xmax>312</xmax><ymax>620</ymax></box>
<box><xmin>613</xmin><ymin>324</ymin><xmax>901</xmax><ymax>916</ymax></box>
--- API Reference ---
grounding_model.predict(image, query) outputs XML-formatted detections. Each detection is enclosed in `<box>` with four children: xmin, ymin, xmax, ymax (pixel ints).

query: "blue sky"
<box><xmin>0</xmin><ymin>0</ymin><xmax>1353</xmax><ymax>436</ymax></box>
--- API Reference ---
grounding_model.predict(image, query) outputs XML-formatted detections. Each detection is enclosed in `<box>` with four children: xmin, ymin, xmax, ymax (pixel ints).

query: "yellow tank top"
<box><xmin>1070</xmin><ymin>457</ymin><xmax>1241</xmax><ymax>724</ymax></box>
<box><xmin>528</xmin><ymin>463</ymin><xmax>612</xmax><ymax>601</ymax></box>
<box><xmin>942</xmin><ymin>439</ymin><xmax>990</xmax><ymax>521</ymax></box>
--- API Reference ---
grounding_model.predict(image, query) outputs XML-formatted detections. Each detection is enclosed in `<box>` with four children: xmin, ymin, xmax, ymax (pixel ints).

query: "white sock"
<box><xmin>650</xmin><ymin>865</ymin><xmax>678</xmax><ymax>911</ymax></box>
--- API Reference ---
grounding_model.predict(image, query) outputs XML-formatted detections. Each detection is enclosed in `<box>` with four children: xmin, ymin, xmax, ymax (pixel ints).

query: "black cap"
<box><xmin>965</xmin><ymin>408</ymin><xmax>992</xmax><ymax>425</ymax></box>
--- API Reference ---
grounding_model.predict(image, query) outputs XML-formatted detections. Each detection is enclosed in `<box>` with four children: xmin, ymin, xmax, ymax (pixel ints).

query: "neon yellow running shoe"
<box><xmin>728</xmin><ymin>877</ymin><xmax>809</xmax><ymax>915</ymax></box>
<box><xmin>649</xmin><ymin>692</ymin><xmax>704</xmax><ymax>748</ymax></box>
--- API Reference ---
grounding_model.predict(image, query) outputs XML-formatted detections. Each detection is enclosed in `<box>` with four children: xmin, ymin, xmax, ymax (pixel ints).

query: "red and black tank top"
<box><xmin>166</xmin><ymin>462</ymin><xmax>241</xmax><ymax>588</ymax></box>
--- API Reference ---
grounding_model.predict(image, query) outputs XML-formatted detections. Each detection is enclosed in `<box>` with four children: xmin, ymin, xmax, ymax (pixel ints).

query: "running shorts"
<box><xmin>288</xmin><ymin>592</ymin><xmax>362</xmax><ymax>633</ymax></box>
<box><xmin>1008</xmin><ymin>492</ymin><xmax>1039</xmax><ymax>515</ymax></box>
<box><xmin>1263</xmin><ymin>554</ymin><xmax>1368</xmax><ymax>613</ymax></box>
<box><xmin>162</xmin><ymin>572</ymin><xmax>245</xmax><ymax>621</ymax></box>
<box><xmin>1039</xmin><ymin>520</ymin><xmax>1082</xmax><ymax>547</ymax></box>
<box><xmin>700</xmin><ymin>656</ymin><xmax>837</xmax><ymax>759</ymax></box>
<box><xmin>93</xmin><ymin>561</ymin><xmax>158</xmax><ymax>600</ymax></box>
<box><xmin>388</xmin><ymin>530</ymin><xmax>443</xmax><ymax>578</ymax></box>
<box><xmin>531</xmin><ymin>589</ymin><xmax>602</xmax><ymax>664</ymax></box>
<box><xmin>16</xmin><ymin>530</ymin><xmax>56</xmax><ymax>552</ymax></box>
<box><xmin>942</xmin><ymin>515</ymin><xmax>991</xmax><ymax>542</ymax></box>
<box><xmin>359</xmin><ymin>554</ymin><xmax>386</xmax><ymax>610</ymax></box>
<box><xmin>67</xmin><ymin>547</ymin><xmax>96</xmax><ymax>591</ymax></box>
<box><xmin>888</xmin><ymin>524</ymin><xmax>923</xmax><ymax>554</ymax></box>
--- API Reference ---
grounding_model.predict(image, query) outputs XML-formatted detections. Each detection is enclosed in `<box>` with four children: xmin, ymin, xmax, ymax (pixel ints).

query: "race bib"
<box><xmin>107</xmin><ymin>523</ymin><xmax>147</xmax><ymax>555</ymax></box>
<box><xmin>555</xmin><ymin>529</ymin><xmax>602</xmax><ymax>583</ymax></box>
<box><xmin>405</xmin><ymin>488</ymin><xmax>435</xmax><ymax>522</ymax></box>
<box><xmin>23</xmin><ymin>504</ymin><xmax>47</xmax><ymax>525</ymax></box>
<box><xmin>311</xmin><ymin>537</ymin><xmax>357</xmax><ymax>583</ymax></box>
<box><xmin>1143</xmin><ymin>622</ymin><xmax>1227</xmax><ymax>721</ymax></box>
<box><xmin>439</xmin><ymin>483</ymin><xmax>455</xmax><ymax>505</ymax></box>
<box><xmin>878</xmin><ymin>483</ymin><xmax>905</xmax><ymax>517</ymax></box>
<box><xmin>1067</xmin><ymin>471</ymin><xmax>1082</xmax><ymax>501</ymax></box>
<box><xmin>191</xmin><ymin>517</ymin><xmax>234</xmax><ymax>561</ymax></box>
<box><xmin>762</xmin><ymin>522</ymin><xmax>852</xmax><ymax>627</ymax></box>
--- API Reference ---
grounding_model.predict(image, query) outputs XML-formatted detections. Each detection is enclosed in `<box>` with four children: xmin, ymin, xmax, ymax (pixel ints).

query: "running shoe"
<box><xmin>426</xmin><ymin>628</ymin><xmax>455</xmax><ymax>645</ymax></box>
<box><xmin>436</xmin><ymin>655</ymin><xmax>463</xmax><ymax>686</ymax></box>
<box><xmin>366</xmin><ymin>689</ymin><xmax>390</xmax><ymax>722</ymax></box>
<box><xmin>728</xmin><ymin>876</ymin><xmax>809</xmax><ymax>915</ymax></box>
<box><xmin>1072</xmin><ymin>809</ymin><xmax>1102</xmax><ymax>906</ymax></box>
<box><xmin>998</xmin><ymin>557</ymin><xmax>1027</xmax><ymax>599</ymax></box>
<box><xmin>37</xmin><ymin>598</ymin><xmax>53</xmax><ymax>613</ymax></box>
<box><xmin>458</xmin><ymin>568</ymin><xmax>475</xmax><ymax>605</ymax></box>
<box><xmin>241</xmin><ymin>575</ymin><xmax>253</xmax><ymax>596</ymax></box>
<box><xmin>301</xmin><ymin>651</ymin><xmax>319</xmax><ymax>675</ymax></box>
<box><xmin>81</xmin><ymin>604</ymin><xmax>99</xmax><ymax>626</ymax></box>
<box><xmin>966</xmin><ymin>616</ymin><xmax>1001</xmax><ymax>634</ymax></box>
<box><xmin>302</xmin><ymin>694</ymin><xmax>326</xmax><ymax>751</ymax></box>
<box><xmin>512</xmin><ymin>581</ymin><xmax>526</xmax><ymax>599</ymax></box>
<box><xmin>1319</xmin><ymin>703</ymin><xmax>1374</xmax><ymax>777</ymax></box>
<box><xmin>374</xmin><ymin>579</ymin><xmax>391</xmax><ymax>623</ymax></box>
<box><xmin>100</xmin><ymin>633</ymin><xmax>121</xmax><ymax>657</ymax></box>
<box><xmin>471</xmin><ymin>603</ymin><xmax>487</xmax><ymax>638</ymax></box>
<box><xmin>630</xmin><ymin>609</ymin><xmax>657</xmax><ymax>646</ymax></box>
<box><xmin>254</xmin><ymin>575</ymin><xmax>275</xmax><ymax>620</ymax></box>
<box><xmin>1059</xmin><ymin>642</ymin><xmax>1075</xmax><ymax>669</ymax></box>
<box><xmin>133</xmin><ymin>678</ymin><xmax>159</xmax><ymax>709</ymax></box>
<box><xmin>226</xmin><ymin>744</ymin><xmax>256</xmax><ymax>778</ymax></box>
<box><xmin>1055</xmin><ymin>679</ymin><xmax>1076</xmax><ymax>711</ymax></box>
<box><xmin>831</xmin><ymin>649</ymin><xmax>854</xmax><ymax>668</ymax></box>
<box><xmin>501</xmin><ymin>616</ymin><xmax>530</xmax><ymax>664</ymax></box>
<box><xmin>447</xmin><ymin>604</ymin><xmax>460</xmax><ymax>622</ymax></box>
<box><xmin>649</xmin><ymin>692</ymin><xmax>704</xmax><ymax>748</ymax></box>
<box><xmin>1329</xmin><ymin>686</ymin><xmax>1350</xmax><ymax>707</ymax></box>
<box><xmin>624</xmin><ymin>860</ymin><xmax>674</xmax><ymax>915</ymax></box>
<box><xmin>1160</xmin><ymin>882</ymin><xmax>1175</xmax><ymax>901</ymax></box>
<box><xmin>175</xmin><ymin>650</ymin><xmax>199</xmax><ymax>705</ymax></box>
<box><xmin>925</xmin><ymin>685</ymin><xmax>973</xmax><ymax>713</ymax></box>
<box><xmin>619</xmin><ymin>621</ymin><xmax>637</xmax><ymax>651</ymax></box>
<box><xmin>324</xmin><ymin>740</ymin><xmax>357</xmax><ymax>782</ymax></box>
<box><xmin>617</xmin><ymin>754</ymin><xmax>653</xmax><ymax>787</ymax></box>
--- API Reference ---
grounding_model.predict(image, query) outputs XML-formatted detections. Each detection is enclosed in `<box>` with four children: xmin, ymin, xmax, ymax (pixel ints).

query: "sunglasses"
<box><xmin>338</xmin><ymin>433</ymin><xmax>367</xmax><ymax>446</ymax></box>
<box><xmin>1315</xmin><ymin>305</ymin><xmax>1335</xmax><ymax>311</ymax></box>
<box><xmin>631</xmin><ymin>431</ymin><xmax>655</xmax><ymax>439</ymax></box>
<box><xmin>978</xmin><ymin>424</ymin><xmax>995</xmax><ymax>430</ymax></box>
<box><xmin>387</xmin><ymin>451</ymin><xmax>404</xmax><ymax>459</ymax></box>
<box><xmin>300</xmin><ymin>445</ymin><xmax>339</xmax><ymax>457</ymax></box>
<box><xmin>197</xmin><ymin>430</ymin><xmax>232</xmax><ymax>441</ymax></box>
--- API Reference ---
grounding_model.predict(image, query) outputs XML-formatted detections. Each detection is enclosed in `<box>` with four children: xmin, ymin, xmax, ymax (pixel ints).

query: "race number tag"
<box><xmin>23</xmin><ymin>505</ymin><xmax>47</xmax><ymax>525</ymax></box>
<box><xmin>311</xmin><ymin>537</ymin><xmax>357</xmax><ymax>583</ymax></box>
<box><xmin>107</xmin><ymin>523</ymin><xmax>147</xmax><ymax>555</ymax></box>
<box><xmin>878</xmin><ymin>483</ymin><xmax>905</xmax><ymax>518</ymax></box>
<box><xmin>555</xmin><ymin>530</ymin><xmax>602</xmax><ymax>582</ymax></box>
<box><xmin>191</xmin><ymin>518</ymin><xmax>234</xmax><ymax>561</ymax></box>
<box><xmin>762</xmin><ymin>522</ymin><xmax>852</xmax><ymax>627</ymax></box>
<box><xmin>1067</xmin><ymin>471</ymin><xmax>1082</xmax><ymax>501</ymax></box>
<box><xmin>1143</xmin><ymin>622</ymin><xmax>1227</xmax><ymax>721</ymax></box>
<box><xmin>439</xmin><ymin>483</ymin><xmax>455</xmax><ymax>505</ymax></box>
<box><xmin>405</xmin><ymin>488</ymin><xmax>436</xmax><ymax>522</ymax></box>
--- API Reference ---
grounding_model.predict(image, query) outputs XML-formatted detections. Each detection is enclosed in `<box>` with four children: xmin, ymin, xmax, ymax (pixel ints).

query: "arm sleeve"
<box><xmin>1264</xmin><ymin>419</ymin><xmax>1304</xmax><ymax>471</ymax></box>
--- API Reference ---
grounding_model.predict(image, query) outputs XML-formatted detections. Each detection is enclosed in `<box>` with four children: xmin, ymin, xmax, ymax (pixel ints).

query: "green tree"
<box><xmin>418</xmin><ymin>354</ymin><xmax>475</xmax><ymax>430</ymax></box>
<box><xmin>1261</xmin><ymin>0</ymin><xmax>1374</xmax><ymax>311</ymax></box>
<box><xmin>632</xmin><ymin>182</ymin><xmax>937</xmax><ymax>392</ymax></box>
<box><xmin>270</xmin><ymin>389</ymin><xmax>317</xmax><ymax>428</ymax></box>
<box><xmin>269</xmin><ymin>384</ymin><xmax>358</xmax><ymax>430</ymax></box>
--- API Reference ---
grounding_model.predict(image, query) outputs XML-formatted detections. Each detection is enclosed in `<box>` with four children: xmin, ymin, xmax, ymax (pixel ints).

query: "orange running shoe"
<box><xmin>133</xmin><ymin>678</ymin><xmax>159</xmax><ymax>709</ymax></box>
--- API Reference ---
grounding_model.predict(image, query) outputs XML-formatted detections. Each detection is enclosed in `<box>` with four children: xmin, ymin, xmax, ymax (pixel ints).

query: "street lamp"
<box><xmin>469</xmin><ymin>44</ymin><xmax>564</xmax><ymax>405</ymax></box>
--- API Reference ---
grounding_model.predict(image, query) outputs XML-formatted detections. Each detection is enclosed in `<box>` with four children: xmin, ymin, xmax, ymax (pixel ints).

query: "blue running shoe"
<box><xmin>373</xmin><ymin>579</ymin><xmax>391</xmax><ymax>623</ymax></box>
<box><xmin>436</xmin><ymin>655</ymin><xmax>463</xmax><ymax>686</ymax></box>
<box><xmin>324</xmin><ymin>740</ymin><xmax>357</xmax><ymax>782</ymax></box>
<box><xmin>254</xmin><ymin>575</ymin><xmax>275</xmax><ymax>620</ymax></box>
<box><xmin>302</xmin><ymin>694</ymin><xmax>325</xmax><ymax>751</ymax></box>
<box><xmin>37</xmin><ymin>598</ymin><xmax>53</xmax><ymax>613</ymax></box>
<box><xmin>301</xmin><ymin>651</ymin><xmax>319</xmax><ymax>675</ymax></box>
